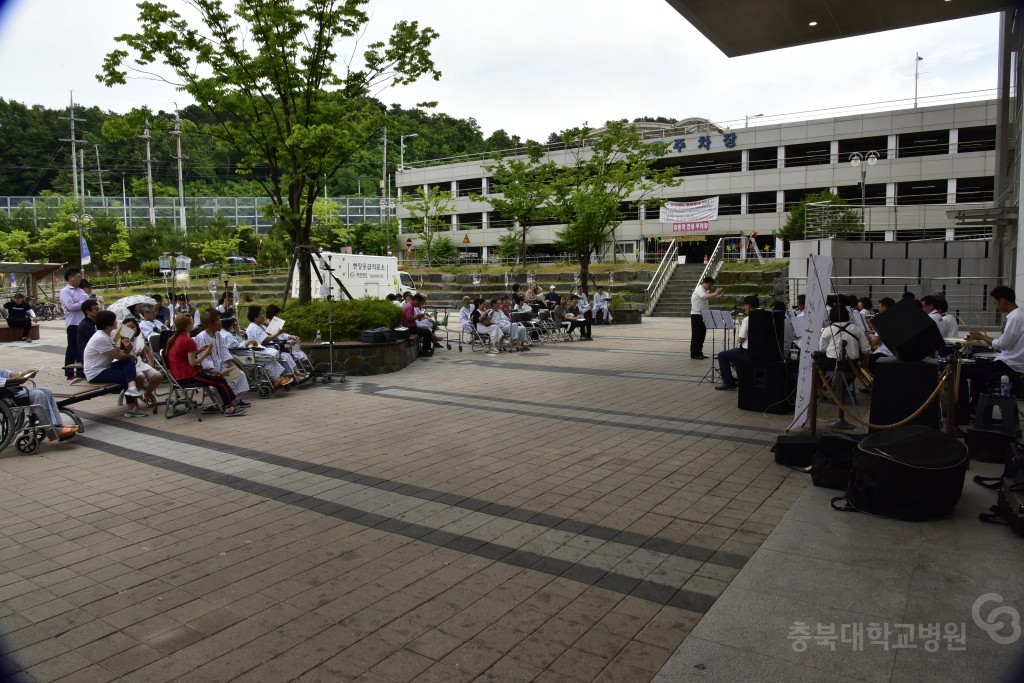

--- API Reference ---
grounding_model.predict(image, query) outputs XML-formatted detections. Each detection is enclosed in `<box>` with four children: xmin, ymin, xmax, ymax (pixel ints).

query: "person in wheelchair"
<box><xmin>246</xmin><ymin>305</ymin><xmax>305</xmax><ymax>382</ymax></box>
<box><xmin>265</xmin><ymin>304</ymin><xmax>313</xmax><ymax>368</ymax></box>
<box><xmin>164</xmin><ymin>313</ymin><xmax>247</xmax><ymax>417</ymax></box>
<box><xmin>0</xmin><ymin>368</ymin><xmax>78</xmax><ymax>441</ymax></box>
<box><xmin>222</xmin><ymin>316</ymin><xmax>292</xmax><ymax>389</ymax></box>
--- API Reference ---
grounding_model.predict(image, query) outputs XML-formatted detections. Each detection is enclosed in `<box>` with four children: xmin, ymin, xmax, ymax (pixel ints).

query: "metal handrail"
<box><xmin>644</xmin><ymin>240</ymin><xmax>679</xmax><ymax>315</ymax></box>
<box><xmin>699</xmin><ymin>237</ymin><xmax>725</xmax><ymax>285</ymax></box>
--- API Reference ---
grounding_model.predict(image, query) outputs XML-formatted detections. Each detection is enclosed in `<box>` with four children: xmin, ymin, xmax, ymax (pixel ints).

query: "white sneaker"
<box><xmin>486</xmin><ymin>349</ymin><xmax>499</xmax><ymax>355</ymax></box>
<box><xmin>124</xmin><ymin>407</ymin><xmax>148</xmax><ymax>417</ymax></box>
<box><xmin>124</xmin><ymin>386</ymin><xmax>144</xmax><ymax>398</ymax></box>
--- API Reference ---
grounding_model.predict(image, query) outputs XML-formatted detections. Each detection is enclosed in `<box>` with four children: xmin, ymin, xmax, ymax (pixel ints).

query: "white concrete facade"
<box><xmin>396</xmin><ymin>100</ymin><xmax>997</xmax><ymax>252</ymax></box>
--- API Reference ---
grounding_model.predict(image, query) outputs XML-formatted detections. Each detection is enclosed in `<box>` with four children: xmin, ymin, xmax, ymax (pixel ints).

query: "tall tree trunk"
<box><xmin>578</xmin><ymin>252</ymin><xmax>591</xmax><ymax>296</ymax></box>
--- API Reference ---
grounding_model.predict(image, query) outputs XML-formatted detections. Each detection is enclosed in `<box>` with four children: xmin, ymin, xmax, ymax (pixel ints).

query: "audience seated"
<box><xmin>4</xmin><ymin>292</ymin><xmax>35</xmax><ymax>342</ymax></box>
<box><xmin>544</xmin><ymin>285</ymin><xmax>559</xmax><ymax>309</ymax></box>
<box><xmin>489</xmin><ymin>298</ymin><xmax>532</xmax><ymax>350</ymax></box>
<box><xmin>402</xmin><ymin>294</ymin><xmax>435</xmax><ymax>355</ymax></box>
<box><xmin>471</xmin><ymin>298</ymin><xmax>502</xmax><ymax>354</ymax></box>
<box><xmin>566</xmin><ymin>295</ymin><xmax>592</xmax><ymax>341</ymax></box>
<box><xmin>195</xmin><ymin>309</ymin><xmax>252</xmax><ymax>404</ymax></box>
<box><xmin>164</xmin><ymin>313</ymin><xmax>247</xmax><ymax>416</ymax></box>
<box><xmin>223</xmin><ymin>315</ymin><xmax>291</xmax><ymax>388</ymax></box>
<box><xmin>0</xmin><ymin>368</ymin><xmax>77</xmax><ymax>441</ymax></box>
<box><xmin>119</xmin><ymin>317</ymin><xmax>163</xmax><ymax>407</ymax></box>
<box><xmin>265</xmin><ymin>304</ymin><xmax>313</xmax><ymax>365</ymax></box>
<box><xmin>246</xmin><ymin>305</ymin><xmax>304</xmax><ymax>382</ymax></box>
<box><xmin>83</xmin><ymin>310</ymin><xmax>147</xmax><ymax>418</ymax></box>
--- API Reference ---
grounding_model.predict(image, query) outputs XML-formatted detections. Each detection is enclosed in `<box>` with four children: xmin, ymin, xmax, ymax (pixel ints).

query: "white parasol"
<box><xmin>107</xmin><ymin>295</ymin><xmax>156</xmax><ymax>320</ymax></box>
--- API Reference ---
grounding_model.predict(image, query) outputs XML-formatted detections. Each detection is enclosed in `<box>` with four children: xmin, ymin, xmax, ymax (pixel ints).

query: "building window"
<box><xmin>838</xmin><ymin>136</ymin><xmax>888</xmax><ymax>161</ymax></box>
<box><xmin>747</xmin><ymin>147</ymin><xmax>778</xmax><ymax>171</ymax></box>
<box><xmin>747</xmin><ymin>191</ymin><xmax>777</xmax><ymax>214</ymax></box>
<box><xmin>957</xmin><ymin>125</ymin><xmax>996</xmax><ymax>153</ymax></box>
<box><xmin>895</xmin><ymin>180</ymin><xmax>947</xmax><ymax>205</ymax></box>
<box><xmin>897</xmin><ymin>130</ymin><xmax>949</xmax><ymax>158</ymax></box>
<box><xmin>784</xmin><ymin>143</ymin><xmax>831</xmax><ymax>168</ymax></box>
<box><xmin>955</xmin><ymin>176</ymin><xmax>995</xmax><ymax>203</ymax></box>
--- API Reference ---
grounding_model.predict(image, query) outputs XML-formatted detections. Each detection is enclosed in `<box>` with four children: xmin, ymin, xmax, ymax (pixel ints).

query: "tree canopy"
<box><xmin>98</xmin><ymin>0</ymin><xmax>440</xmax><ymax>301</ymax></box>
<box><xmin>779</xmin><ymin>190</ymin><xmax>863</xmax><ymax>241</ymax></box>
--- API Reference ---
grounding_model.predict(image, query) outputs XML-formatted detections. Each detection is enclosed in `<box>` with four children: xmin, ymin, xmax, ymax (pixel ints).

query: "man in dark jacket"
<box><xmin>3</xmin><ymin>292</ymin><xmax>34</xmax><ymax>341</ymax></box>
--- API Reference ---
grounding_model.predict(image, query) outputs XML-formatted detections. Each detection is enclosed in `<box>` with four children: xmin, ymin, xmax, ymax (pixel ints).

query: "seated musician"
<box><xmin>868</xmin><ymin>297</ymin><xmax>895</xmax><ymax>369</ymax></box>
<box><xmin>715</xmin><ymin>296</ymin><xmax>759</xmax><ymax>391</ymax></box>
<box><xmin>921</xmin><ymin>294</ymin><xmax>958</xmax><ymax>338</ymax></box>
<box><xmin>960</xmin><ymin>286</ymin><xmax>1024</xmax><ymax>423</ymax></box>
<box><xmin>818</xmin><ymin>305</ymin><xmax>871</xmax><ymax>372</ymax></box>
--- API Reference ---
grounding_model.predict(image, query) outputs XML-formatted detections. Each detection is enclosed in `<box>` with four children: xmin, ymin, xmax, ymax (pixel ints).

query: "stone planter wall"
<box><xmin>610</xmin><ymin>309</ymin><xmax>642</xmax><ymax>324</ymax></box>
<box><xmin>303</xmin><ymin>339</ymin><xmax>420</xmax><ymax>376</ymax></box>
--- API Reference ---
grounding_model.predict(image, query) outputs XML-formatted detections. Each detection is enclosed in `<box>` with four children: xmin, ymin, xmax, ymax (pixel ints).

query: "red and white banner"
<box><xmin>660</xmin><ymin>197</ymin><xmax>719</xmax><ymax>223</ymax></box>
<box><xmin>672</xmin><ymin>222</ymin><xmax>709</xmax><ymax>233</ymax></box>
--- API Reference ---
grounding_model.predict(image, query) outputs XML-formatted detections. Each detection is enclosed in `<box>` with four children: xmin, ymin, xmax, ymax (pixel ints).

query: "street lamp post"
<box><xmin>745</xmin><ymin>113</ymin><xmax>763</xmax><ymax>128</ymax></box>
<box><xmin>849</xmin><ymin>151</ymin><xmax>880</xmax><ymax>232</ymax></box>
<box><xmin>68</xmin><ymin>213</ymin><xmax>92</xmax><ymax>269</ymax></box>
<box><xmin>398</xmin><ymin>134</ymin><xmax>418</xmax><ymax>237</ymax></box>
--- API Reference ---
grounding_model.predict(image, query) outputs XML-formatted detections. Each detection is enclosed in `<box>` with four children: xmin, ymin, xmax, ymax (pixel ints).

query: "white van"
<box><xmin>291</xmin><ymin>253</ymin><xmax>417</xmax><ymax>300</ymax></box>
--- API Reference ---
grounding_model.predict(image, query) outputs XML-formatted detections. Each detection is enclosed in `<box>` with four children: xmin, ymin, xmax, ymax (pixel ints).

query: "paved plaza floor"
<box><xmin>0</xmin><ymin>318</ymin><xmax>1021</xmax><ymax>682</ymax></box>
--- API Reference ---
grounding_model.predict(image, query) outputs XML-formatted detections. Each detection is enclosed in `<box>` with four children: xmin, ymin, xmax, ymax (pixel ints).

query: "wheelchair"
<box><xmin>0</xmin><ymin>386</ymin><xmax>83</xmax><ymax>456</ymax></box>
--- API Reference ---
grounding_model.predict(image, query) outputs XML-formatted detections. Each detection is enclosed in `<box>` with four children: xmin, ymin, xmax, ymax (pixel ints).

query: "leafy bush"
<box><xmin>282</xmin><ymin>298</ymin><xmax>402</xmax><ymax>342</ymax></box>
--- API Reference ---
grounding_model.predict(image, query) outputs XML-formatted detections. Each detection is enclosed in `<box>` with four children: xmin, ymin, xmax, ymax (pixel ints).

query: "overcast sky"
<box><xmin>0</xmin><ymin>0</ymin><xmax>1000</xmax><ymax>141</ymax></box>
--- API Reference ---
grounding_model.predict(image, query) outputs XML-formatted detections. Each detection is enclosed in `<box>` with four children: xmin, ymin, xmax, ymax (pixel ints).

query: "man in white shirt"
<box><xmin>83</xmin><ymin>311</ymin><xmax>147</xmax><ymax>417</ymax></box>
<box><xmin>197</xmin><ymin>309</ymin><xmax>251</xmax><ymax>403</ymax></box>
<box><xmin>921</xmin><ymin>294</ymin><xmax>958</xmax><ymax>339</ymax></box>
<box><xmin>59</xmin><ymin>268</ymin><xmax>90</xmax><ymax>380</ymax></box>
<box><xmin>691</xmin><ymin>276</ymin><xmax>724</xmax><ymax>359</ymax></box>
<box><xmin>592</xmin><ymin>286</ymin><xmax>612</xmax><ymax>324</ymax></box>
<box><xmin>715</xmin><ymin>296</ymin><xmax>757</xmax><ymax>390</ymax></box>
<box><xmin>961</xmin><ymin>286</ymin><xmax>1024</xmax><ymax>423</ymax></box>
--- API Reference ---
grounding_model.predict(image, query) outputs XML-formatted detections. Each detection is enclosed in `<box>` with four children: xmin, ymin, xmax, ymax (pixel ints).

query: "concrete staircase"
<box><xmin>649</xmin><ymin>263</ymin><xmax>708</xmax><ymax>317</ymax></box>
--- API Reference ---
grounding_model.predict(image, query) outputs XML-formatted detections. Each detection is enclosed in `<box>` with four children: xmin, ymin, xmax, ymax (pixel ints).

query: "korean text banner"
<box><xmin>659</xmin><ymin>197</ymin><xmax>719</xmax><ymax>223</ymax></box>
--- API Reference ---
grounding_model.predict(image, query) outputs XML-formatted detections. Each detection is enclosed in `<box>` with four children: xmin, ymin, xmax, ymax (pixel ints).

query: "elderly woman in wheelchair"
<box><xmin>0</xmin><ymin>368</ymin><xmax>78</xmax><ymax>453</ymax></box>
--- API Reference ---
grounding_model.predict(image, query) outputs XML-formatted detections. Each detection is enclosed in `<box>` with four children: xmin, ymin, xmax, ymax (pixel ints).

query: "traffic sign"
<box><xmin>406</xmin><ymin>238</ymin><xmax>413</xmax><ymax>248</ymax></box>
<box><xmin>462</xmin><ymin>235</ymin><xmax>470</xmax><ymax>244</ymax></box>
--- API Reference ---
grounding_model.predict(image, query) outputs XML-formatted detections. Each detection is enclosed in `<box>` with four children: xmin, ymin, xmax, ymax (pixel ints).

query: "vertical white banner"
<box><xmin>787</xmin><ymin>254</ymin><xmax>833</xmax><ymax>432</ymax></box>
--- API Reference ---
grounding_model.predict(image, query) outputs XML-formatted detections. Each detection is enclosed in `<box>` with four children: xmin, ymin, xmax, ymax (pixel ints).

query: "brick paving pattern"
<box><xmin>0</xmin><ymin>318</ymin><xmax>806</xmax><ymax>682</ymax></box>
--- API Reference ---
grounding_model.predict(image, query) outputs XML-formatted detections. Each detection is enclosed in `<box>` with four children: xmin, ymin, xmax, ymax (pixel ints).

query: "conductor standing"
<box><xmin>690</xmin><ymin>276</ymin><xmax>724</xmax><ymax>359</ymax></box>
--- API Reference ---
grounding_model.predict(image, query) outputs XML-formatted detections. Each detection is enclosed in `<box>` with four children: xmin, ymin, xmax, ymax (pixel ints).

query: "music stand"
<box><xmin>699</xmin><ymin>308</ymin><xmax>735</xmax><ymax>385</ymax></box>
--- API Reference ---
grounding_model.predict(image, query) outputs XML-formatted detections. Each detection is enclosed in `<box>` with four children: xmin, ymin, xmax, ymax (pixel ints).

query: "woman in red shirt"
<box><xmin>163</xmin><ymin>313</ymin><xmax>246</xmax><ymax>417</ymax></box>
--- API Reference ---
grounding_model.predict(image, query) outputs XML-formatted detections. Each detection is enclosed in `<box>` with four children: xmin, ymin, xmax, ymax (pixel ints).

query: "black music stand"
<box><xmin>700</xmin><ymin>308</ymin><xmax>735</xmax><ymax>385</ymax></box>
<box><xmin>313</xmin><ymin>255</ymin><xmax>347</xmax><ymax>384</ymax></box>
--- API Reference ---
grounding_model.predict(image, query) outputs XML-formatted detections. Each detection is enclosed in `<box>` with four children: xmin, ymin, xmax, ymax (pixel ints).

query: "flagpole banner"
<box><xmin>659</xmin><ymin>197</ymin><xmax>720</xmax><ymax>223</ymax></box>
<box><xmin>787</xmin><ymin>253</ymin><xmax>833</xmax><ymax>432</ymax></box>
<box><xmin>80</xmin><ymin>237</ymin><xmax>92</xmax><ymax>267</ymax></box>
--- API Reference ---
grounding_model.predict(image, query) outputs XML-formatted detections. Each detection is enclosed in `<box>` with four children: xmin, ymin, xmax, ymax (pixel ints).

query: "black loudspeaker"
<box><xmin>869</xmin><ymin>358</ymin><xmax>941</xmax><ymax>431</ymax></box>
<box><xmin>746</xmin><ymin>310</ymin><xmax>785</xmax><ymax>362</ymax></box>
<box><xmin>870</xmin><ymin>298</ymin><xmax>944</xmax><ymax>362</ymax></box>
<box><xmin>737</xmin><ymin>360</ymin><xmax>795</xmax><ymax>414</ymax></box>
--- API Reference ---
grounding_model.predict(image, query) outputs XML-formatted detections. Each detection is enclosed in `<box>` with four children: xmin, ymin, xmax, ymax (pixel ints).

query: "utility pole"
<box><xmin>171</xmin><ymin>111</ymin><xmax>187</xmax><ymax>232</ymax></box>
<box><xmin>79</xmin><ymin>148</ymin><xmax>86</xmax><ymax>198</ymax></box>
<box><xmin>141</xmin><ymin>120</ymin><xmax>156</xmax><ymax>225</ymax></box>
<box><xmin>58</xmin><ymin>92</ymin><xmax>86</xmax><ymax>206</ymax></box>
<box><xmin>94</xmin><ymin>145</ymin><xmax>105</xmax><ymax>199</ymax></box>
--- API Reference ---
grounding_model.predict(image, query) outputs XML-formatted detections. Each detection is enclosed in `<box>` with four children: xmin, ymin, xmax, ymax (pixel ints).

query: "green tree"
<box><xmin>549</xmin><ymin>121</ymin><xmax>680</xmax><ymax>292</ymax></box>
<box><xmin>310</xmin><ymin>199</ymin><xmax>354</xmax><ymax>251</ymax></box>
<box><xmin>0</xmin><ymin>230</ymin><xmax>32</xmax><ymax>261</ymax></box>
<box><xmin>779</xmin><ymin>190</ymin><xmax>863</xmax><ymax>241</ymax></box>
<box><xmin>474</xmin><ymin>141</ymin><xmax>554</xmax><ymax>265</ymax></box>
<box><xmin>400</xmin><ymin>186</ymin><xmax>454</xmax><ymax>266</ymax></box>
<box><xmin>105</xmin><ymin>223</ymin><xmax>133</xmax><ymax>266</ymax></box>
<box><xmin>431</xmin><ymin>235</ymin><xmax>457</xmax><ymax>264</ymax></box>
<box><xmin>495</xmin><ymin>232</ymin><xmax>521</xmax><ymax>261</ymax></box>
<box><xmin>99</xmin><ymin>0</ymin><xmax>440</xmax><ymax>302</ymax></box>
<box><xmin>351</xmin><ymin>219</ymin><xmax>396</xmax><ymax>256</ymax></box>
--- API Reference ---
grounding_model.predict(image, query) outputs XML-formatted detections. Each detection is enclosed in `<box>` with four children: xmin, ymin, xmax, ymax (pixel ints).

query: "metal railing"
<box><xmin>699</xmin><ymin>238</ymin><xmax>725</xmax><ymax>285</ymax></box>
<box><xmin>644</xmin><ymin>240</ymin><xmax>679</xmax><ymax>315</ymax></box>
